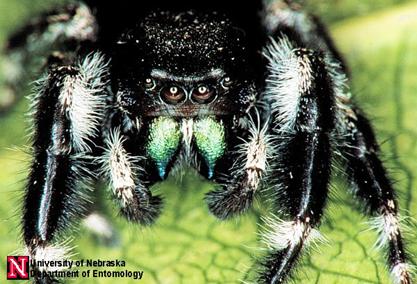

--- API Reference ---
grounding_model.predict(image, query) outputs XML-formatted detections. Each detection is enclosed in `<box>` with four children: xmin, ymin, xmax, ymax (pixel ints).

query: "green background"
<box><xmin>0</xmin><ymin>1</ymin><xmax>416</xmax><ymax>283</ymax></box>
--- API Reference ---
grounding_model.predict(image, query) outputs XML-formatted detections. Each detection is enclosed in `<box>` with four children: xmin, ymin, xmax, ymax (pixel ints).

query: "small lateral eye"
<box><xmin>160</xmin><ymin>85</ymin><xmax>186</xmax><ymax>105</ymax></box>
<box><xmin>144</xmin><ymin>78</ymin><xmax>156</xmax><ymax>90</ymax></box>
<box><xmin>192</xmin><ymin>85</ymin><xmax>216</xmax><ymax>104</ymax></box>
<box><xmin>220</xmin><ymin>77</ymin><xmax>232</xmax><ymax>89</ymax></box>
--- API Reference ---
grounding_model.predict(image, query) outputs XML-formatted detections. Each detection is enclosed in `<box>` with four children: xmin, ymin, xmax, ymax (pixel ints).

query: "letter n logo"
<box><xmin>7</xmin><ymin>256</ymin><xmax>29</xmax><ymax>280</ymax></box>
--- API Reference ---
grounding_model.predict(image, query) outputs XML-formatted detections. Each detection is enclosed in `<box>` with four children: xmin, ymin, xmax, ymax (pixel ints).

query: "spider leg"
<box><xmin>23</xmin><ymin>52</ymin><xmax>108</xmax><ymax>282</ymax></box>
<box><xmin>258</xmin><ymin>38</ymin><xmax>335</xmax><ymax>284</ymax></box>
<box><xmin>99</xmin><ymin>126</ymin><xmax>163</xmax><ymax>225</ymax></box>
<box><xmin>263</xmin><ymin>0</ymin><xmax>348</xmax><ymax>74</ymax></box>
<box><xmin>205</xmin><ymin>114</ymin><xmax>270</xmax><ymax>220</ymax></box>
<box><xmin>339</xmin><ymin>108</ymin><xmax>413</xmax><ymax>284</ymax></box>
<box><xmin>1</xmin><ymin>3</ymin><xmax>97</xmax><ymax>115</ymax></box>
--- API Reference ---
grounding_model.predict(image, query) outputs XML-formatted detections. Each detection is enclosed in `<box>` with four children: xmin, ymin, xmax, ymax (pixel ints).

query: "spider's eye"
<box><xmin>220</xmin><ymin>77</ymin><xmax>232</xmax><ymax>89</ymax></box>
<box><xmin>160</xmin><ymin>86</ymin><xmax>186</xmax><ymax>105</ymax></box>
<box><xmin>144</xmin><ymin>78</ymin><xmax>156</xmax><ymax>90</ymax></box>
<box><xmin>191</xmin><ymin>85</ymin><xmax>216</xmax><ymax>104</ymax></box>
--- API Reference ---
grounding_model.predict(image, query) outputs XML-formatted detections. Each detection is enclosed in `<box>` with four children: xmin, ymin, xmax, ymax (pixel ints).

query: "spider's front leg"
<box><xmin>23</xmin><ymin>52</ymin><xmax>108</xmax><ymax>282</ymax></box>
<box><xmin>99</xmin><ymin>122</ymin><xmax>163</xmax><ymax>225</ymax></box>
<box><xmin>203</xmin><ymin>111</ymin><xmax>269</xmax><ymax>220</ymax></box>
<box><xmin>258</xmin><ymin>38</ymin><xmax>335</xmax><ymax>284</ymax></box>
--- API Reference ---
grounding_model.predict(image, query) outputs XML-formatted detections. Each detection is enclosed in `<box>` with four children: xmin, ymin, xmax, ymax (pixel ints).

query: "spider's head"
<box><xmin>113</xmin><ymin>10</ymin><xmax>257</xmax><ymax>117</ymax></box>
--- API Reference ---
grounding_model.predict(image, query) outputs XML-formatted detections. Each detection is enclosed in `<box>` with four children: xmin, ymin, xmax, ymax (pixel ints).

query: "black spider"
<box><xmin>3</xmin><ymin>0</ymin><xmax>413</xmax><ymax>283</ymax></box>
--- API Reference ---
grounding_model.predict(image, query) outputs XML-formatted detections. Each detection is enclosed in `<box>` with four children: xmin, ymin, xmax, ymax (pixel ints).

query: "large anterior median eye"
<box><xmin>160</xmin><ymin>86</ymin><xmax>186</xmax><ymax>105</ymax></box>
<box><xmin>191</xmin><ymin>85</ymin><xmax>216</xmax><ymax>104</ymax></box>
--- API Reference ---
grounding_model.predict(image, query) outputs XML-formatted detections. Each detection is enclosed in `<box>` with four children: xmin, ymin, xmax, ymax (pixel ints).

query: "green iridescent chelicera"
<box><xmin>147</xmin><ymin>117</ymin><xmax>181</xmax><ymax>178</ymax></box>
<box><xmin>193</xmin><ymin>117</ymin><xmax>226</xmax><ymax>178</ymax></box>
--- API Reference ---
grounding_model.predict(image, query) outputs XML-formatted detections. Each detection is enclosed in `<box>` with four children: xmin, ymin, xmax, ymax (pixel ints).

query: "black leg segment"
<box><xmin>23</xmin><ymin>52</ymin><xmax>109</xmax><ymax>283</ymax></box>
<box><xmin>260</xmin><ymin>39</ymin><xmax>335</xmax><ymax>283</ymax></box>
<box><xmin>342</xmin><ymin>110</ymin><xmax>412</xmax><ymax>284</ymax></box>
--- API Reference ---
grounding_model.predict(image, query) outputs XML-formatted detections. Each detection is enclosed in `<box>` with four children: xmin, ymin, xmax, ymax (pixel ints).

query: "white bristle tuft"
<box><xmin>368</xmin><ymin>213</ymin><xmax>409</xmax><ymax>250</ymax></box>
<box><xmin>261</xmin><ymin>215</ymin><xmax>326</xmax><ymax>250</ymax></box>
<box><xmin>263</xmin><ymin>37</ymin><xmax>312</xmax><ymax>132</ymax></box>
<box><xmin>390</xmin><ymin>262</ymin><xmax>414</xmax><ymax>284</ymax></box>
<box><xmin>233</xmin><ymin>111</ymin><xmax>273</xmax><ymax>189</ymax></box>
<box><xmin>99</xmin><ymin>128</ymin><xmax>141</xmax><ymax>207</ymax></box>
<box><xmin>25</xmin><ymin>243</ymin><xmax>73</xmax><ymax>272</ymax></box>
<box><xmin>60</xmin><ymin>52</ymin><xmax>109</xmax><ymax>153</ymax></box>
<box><xmin>323</xmin><ymin>55</ymin><xmax>356</xmax><ymax>136</ymax></box>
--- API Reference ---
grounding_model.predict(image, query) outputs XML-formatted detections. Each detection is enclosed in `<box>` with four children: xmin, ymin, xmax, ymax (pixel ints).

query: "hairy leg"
<box><xmin>1</xmin><ymin>3</ymin><xmax>97</xmax><ymax>115</ymax></box>
<box><xmin>99</xmin><ymin>126</ymin><xmax>163</xmax><ymax>225</ymax></box>
<box><xmin>23</xmin><ymin>52</ymin><xmax>108</xmax><ymax>282</ymax></box>
<box><xmin>204</xmin><ymin>114</ymin><xmax>271</xmax><ymax>219</ymax></box>
<box><xmin>262</xmin><ymin>0</ymin><xmax>348</xmax><ymax>74</ymax></box>
<box><xmin>339</xmin><ymin>108</ymin><xmax>413</xmax><ymax>284</ymax></box>
<box><xmin>258</xmin><ymin>37</ymin><xmax>335</xmax><ymax>283</ymax></box>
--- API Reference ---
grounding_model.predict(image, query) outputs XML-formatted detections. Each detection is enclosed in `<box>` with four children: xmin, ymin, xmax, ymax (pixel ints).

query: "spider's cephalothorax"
<box><xmin>3</xmin><ymin>1</ymin><xmax>414</xmax><ymax>283</ymax></box>
<box><xmin>113</xmin><ymin>11</ymin><xmax>255</xmax><ymax>118</ymax></box>
<box><xmin>111</xmin><ymin>10</ymin><xmax>259</xmax><ymax>183</ymax></box>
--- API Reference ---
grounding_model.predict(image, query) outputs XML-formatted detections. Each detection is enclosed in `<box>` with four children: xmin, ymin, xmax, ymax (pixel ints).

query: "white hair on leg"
<box><xmin>263</xmin><ymin>36</ymin><xmax>312</xmax><ymax>132</ymax></box>
<box><xmin>59</xmin><ymin>52</ymin><xmax>110</xmax><ymax>153</ymax></box>
<box><xmin>368</xmin><ymin>212</ymin><xmax>415</xmax><ymax>283</ymax></box>
<box><xmin>24</xmin><ymin>242</ymin><xmax>74</xmax><ymax>272</ymax></box>
<box><xmin>391</xmin><ymin>262</ymin><xmax>415</xmax><ymax>284</ymax></box>
<box><xmin>99</xmin><ymin>128</ymin><xmax>141</xmax><ymax>208</ymax></box>
<box><xmin>261</xmin><ymin>215</ymin><xmax>326</xmax><ymax>251</ymax></box>
<box><xmin>368</xmin><ymin>212</ymin><xmax>408</xmax><ymax>250</ymax></box>
<box><xmin>323</xmin><ymin>55</ymin><xmax>357</xmax><ymax>137</ymax></box>
<box><xmin>236</xmin><ymin>111</ymin><xmax>272</xmax><ymax>190</ymax></box>
<box><xmin>262</xmin><ymin>1</ymin><xmax>340</xmax><ymax>61</ymax></box>
<box><xmin>28</xmin><ymin>53</ymin><xmax>110</xmax><ymax>147</ymax></box>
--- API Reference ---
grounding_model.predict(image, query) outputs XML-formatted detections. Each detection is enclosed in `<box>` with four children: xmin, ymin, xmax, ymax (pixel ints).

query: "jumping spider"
<box><xmin>3</xmin><ymin>0</ymin><xmax>413</xmax><ymax>283</ymax></box>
